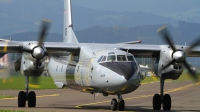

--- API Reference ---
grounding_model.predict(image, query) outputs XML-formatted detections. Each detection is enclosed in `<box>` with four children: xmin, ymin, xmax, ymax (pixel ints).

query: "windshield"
<box><xmin>117</xmin><ymin>55</ymin><xmax>126</xmax><ymax>61</ymax></box>
<box><xmin>102</xmin><ymin>56</ymin><xmax>107</xmax><ymax>62</ymax></box>
<box><xmin>97</xmin><ymin>55</ymin><xmax>103</xmax><ymax>62</ymax></box>
<box><xmin>107</xmin><ymin>55</ymin><xmax>116</xmax><ymax>61</ymax></box>
<box><xmin>127</xmin><ymin>56</ymin><xmax>134</xmax><ymax>61</ymax></box>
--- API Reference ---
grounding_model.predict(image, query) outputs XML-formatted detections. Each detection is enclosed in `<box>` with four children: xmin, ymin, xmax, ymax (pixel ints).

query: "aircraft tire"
<box><xmin>163</xmin><ymin>94</ymin><xmax>171</xmax><ymax>110</ymax></box>
<box><xmin>18</xmin><ymin>91</ymin><xmax>26</xmax><ymax>107</ymax></box>
<box><xmin>111</xmin><ymin>98</ymin><xmax>117</xmax><ymax>111</ymax></box>
<box><xmin>118</xmin><ymin>99</ymin><xmax>125</xmax><ymax>111</ymax></box>
<box><xmin>153</xmin><ymin>94</ymin><xmax>161</xmax><ymax>110</ymax></box>
<box><xmin>28</xmin><ymin>91</ymin><xmax>36</xmax><ymax>107</ymax></box>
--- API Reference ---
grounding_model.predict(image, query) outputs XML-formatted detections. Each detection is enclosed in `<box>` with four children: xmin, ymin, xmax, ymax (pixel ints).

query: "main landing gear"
<box><xmin>111</xmin><ymin>94</ymin><xmax>125</xmax><ymax>111</ymax></box>
<box><xmin>153</xmin><ymin>78</ymin><xmax>171</xmax><ymax>110</ymax></box>
<box><xmin>18</xmin><ymin>76</ymin><xmax>36</xmax><ymax>107</ymax></box>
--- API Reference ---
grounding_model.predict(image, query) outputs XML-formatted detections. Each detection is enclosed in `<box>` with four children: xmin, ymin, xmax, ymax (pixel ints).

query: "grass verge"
<box><xmin>0</xmin><ymin>75</ymin><xmax>57</xmax><ymax>90</ymax></box>
<box><xmin>0</xmin><ymin>95</ymin><xmax>14</xmax><ymax>99</ymax></box>
<box><xmin>142</xmin><ymin>72</ymin><xmax>195</xmax><ymax>84</ymax></box>
<box><xmin>0</xmin><ymin>110</ymin><xmax>25</xmax><ymax>112</ymax></box>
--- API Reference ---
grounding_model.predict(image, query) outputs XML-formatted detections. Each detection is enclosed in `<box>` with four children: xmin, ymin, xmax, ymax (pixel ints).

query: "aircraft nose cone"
<box><xmin>100</xmin><ymin>62</ymin><xmax>137</xmax><ymax>80</ymax></box>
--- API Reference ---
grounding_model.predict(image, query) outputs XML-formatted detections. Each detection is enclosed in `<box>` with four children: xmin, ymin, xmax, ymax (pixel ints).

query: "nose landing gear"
<box><xmin>111</xmin><ymin>94</ymin><xmax>125</xmax><ymax>111</ymax></box>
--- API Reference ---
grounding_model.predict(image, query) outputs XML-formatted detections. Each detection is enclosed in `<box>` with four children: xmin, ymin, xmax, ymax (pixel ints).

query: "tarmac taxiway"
<box><xmin>0</xmin><ymin>81</ymin><xmax>199</xmax><ymax>112</ymax></box>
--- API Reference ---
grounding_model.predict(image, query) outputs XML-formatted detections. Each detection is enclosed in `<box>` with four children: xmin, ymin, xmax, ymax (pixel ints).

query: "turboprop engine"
<box><xmin>156</xmin><ymin>45</ymin><xmax>184</xmax><ymax>79</ymax></box>
<box><xmin>20</xmin><ymin>42</ymin><xmax>47</xmax><ymax>77</ymax></box>
<box><xmin>154</xmin><ymin>26</ymin><xmax>199</xmax><ymax>81</ymax></box>
<box><xmin>14</xmin><ymin>20</ymin><xmax>50</xmax><ymax>83</ymax></box>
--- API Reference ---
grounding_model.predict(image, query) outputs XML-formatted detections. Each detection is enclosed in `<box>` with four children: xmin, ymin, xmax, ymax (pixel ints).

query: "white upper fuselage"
<box><xmin>48</xmin><ymin>44</ymin><xmax>142</xmax><ymax>95</ymax></box>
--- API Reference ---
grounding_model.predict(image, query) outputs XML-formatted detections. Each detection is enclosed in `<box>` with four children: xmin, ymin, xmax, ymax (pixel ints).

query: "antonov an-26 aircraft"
<box><xmin>0</xmin><ymin>0</ymin><xmax>199</xmax><ymax>111</ymax></box>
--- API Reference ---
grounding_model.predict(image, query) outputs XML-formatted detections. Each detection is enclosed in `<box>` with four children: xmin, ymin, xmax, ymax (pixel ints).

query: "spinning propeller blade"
<box><xmin>183</xmin><ymin>60</ymin><xmax>199</xmax><ymax>82</ymax></box>
<box><xmin>162</xmin><ymin>60</ymin><xmax>175</xmax><ymax>70</ymax></box>
<box><xmin>185</xmin><ymin>36</ymin><xmax>200</xmax><ymax>53</ymax></box>
<box><xmin>38</xmin><ymin>19</ymin><xmax>51</xmax><ymax>47</ymax></box>
<box><xmin>29</xmin><ymin>19</ymin><xmax>51</xmax><ymax>88</ymax></box>
<box><xmin>158</xmin><ymin>26</ymin><xmax>199</xmax><ymax>82</ymax></box>
<box><xmin>157</xmin><ymin>26</ymin><xmax>176</xmax><ymax>51</ymax></box>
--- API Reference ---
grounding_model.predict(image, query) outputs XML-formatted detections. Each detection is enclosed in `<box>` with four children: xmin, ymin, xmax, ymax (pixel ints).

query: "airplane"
<box><xmin>0</xmin><ymin>0</ymin><xmax>199</xmax><ymax>111</ymax></box>
<box><xmin>139</xmin><ymin>64</ymin><xmax>151</xmax><ymax>79</ymax></box>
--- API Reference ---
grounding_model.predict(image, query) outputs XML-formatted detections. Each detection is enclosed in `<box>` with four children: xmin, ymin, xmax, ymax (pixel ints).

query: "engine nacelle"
<box><xmin>155</xmin><ymin>45</ymin><xmax>184</xmax><ymax>80</ymax></box>
<box><xmin>20</xmin><ymin>42</ymin><xmax>47</xmax><ymax>77</ymax></box>
<box><xmin>14</xmin><ymin>58</ymin><xmax>21</xmax><ymax>71</ymax></box>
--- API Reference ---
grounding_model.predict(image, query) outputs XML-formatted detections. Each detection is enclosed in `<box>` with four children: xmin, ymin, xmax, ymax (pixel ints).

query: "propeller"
<box><xmin>29</xmin><ymin>19</ymin><xmax>51</xmax><ymax>88</ymax></box>
<box><xmin>157</xmin><ymin>26</ymin><xmax>199</xmax><ymax>82</ymax></box>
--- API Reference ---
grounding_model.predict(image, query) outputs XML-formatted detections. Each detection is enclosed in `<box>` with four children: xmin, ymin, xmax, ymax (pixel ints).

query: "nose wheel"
<box><xmin>18</xmin><ymin>76</ymin><xmax>36</xmax><ymax>107</ymax></box>
<box><xmin>111</xmin><ymin>94</ymin><xmax>125</xmax><ymax>111</ymax></box>
<box><xmin>111</xmin><ymin>98</ymin><xmax>117</xmax><ymax>111</ymax></box>
<box><xmin>152</xmin><ymin>78</ymin><xmax>171</xmax><ymax>110</ymax></box>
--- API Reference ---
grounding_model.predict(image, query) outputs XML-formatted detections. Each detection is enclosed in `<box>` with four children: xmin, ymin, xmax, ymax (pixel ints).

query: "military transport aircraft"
<box><xmin>0</xmin><ymin>0</ymin><xmax>199</xmax><ymax>111</ymax></box>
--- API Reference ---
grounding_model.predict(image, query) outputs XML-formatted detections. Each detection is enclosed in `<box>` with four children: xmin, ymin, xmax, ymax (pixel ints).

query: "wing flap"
<box><xmin>120</xmin><ymin>44</ymin><xmax>161</xmax><ymax>57</ymax></box>
<box><xmin>44</xmin><ymin>42</ymin><xmax>80</xmax><ymax>53</ymax></box>
<box><xmin>121</xmin><ymin>44</ymin><xmax>200</xmax><ymax>58</ymax></box>
<box><xmin>187</xmin><ymin>46</ymin><xmax>200</xmax><ymax>57</ymax></box>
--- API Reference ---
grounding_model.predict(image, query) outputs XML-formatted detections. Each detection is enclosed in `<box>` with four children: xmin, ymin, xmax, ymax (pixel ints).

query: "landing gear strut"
<box><xmin>153</xmin><ymin>78</ymin><xmax>171</xmax><ymax>110</ymax></box>
<box><xmin>18</xmin><ymin>76</ymin><xmax>36</xmax><ymax>107</ymax></box>
<box><xmin>111</xmin><ymin>94</ymin><xmax>125</xmax><ymax>111</ymax></box>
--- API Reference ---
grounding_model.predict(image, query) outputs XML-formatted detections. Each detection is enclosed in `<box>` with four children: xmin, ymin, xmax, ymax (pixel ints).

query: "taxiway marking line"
<box><xmin>76</xmin><ymin>82</ymin><xmax>199</xmax><ymax>108</ymax></box>
<box><xmin>0</xmin><ymin>94</ymin><xmax>59</xmax><ymax>100</ymax></box>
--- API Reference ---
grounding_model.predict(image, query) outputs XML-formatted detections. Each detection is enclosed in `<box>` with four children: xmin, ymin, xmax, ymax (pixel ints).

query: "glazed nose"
<box><xmin>116</xmin><ymin>62</ymin><xmax>137</xmax><ymax>80</ymax></box>
<box><xmin>100</xmin><ymin>62</ymin><xmax>137</xmax><ymax>80</ymax></box>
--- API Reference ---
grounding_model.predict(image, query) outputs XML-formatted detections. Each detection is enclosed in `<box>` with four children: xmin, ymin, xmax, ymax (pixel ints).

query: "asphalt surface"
<box><xmin>0</xmin><ymin>81</ymin><xmax>199</xmax><ymax>112</ymax></box>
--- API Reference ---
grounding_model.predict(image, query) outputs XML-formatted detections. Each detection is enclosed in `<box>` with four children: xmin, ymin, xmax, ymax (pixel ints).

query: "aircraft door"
<box><xmin>86</xmin><ymin>58</ymin><xmax>94</xmax><ymax>85</ymax></box>
<box><xmin>79</xmin><ymin>58</ymin><xmax>94</xmax><ymax>86</ymax></box>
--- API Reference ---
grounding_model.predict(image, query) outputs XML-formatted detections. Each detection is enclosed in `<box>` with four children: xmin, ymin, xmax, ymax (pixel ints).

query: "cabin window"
<box><xmin>97</xmin><ymin>55</ymin><xmax>103</xmax><ymax>62</ymax></box>
<box><xmin>127</xmin><ymin>56</ymin><xmax>134</xmax><ymax>61</ymax></box>
<box><xmin>56</xmin><ymin>65</ymin><xmax>58</xmax><ymax>71</ymax></box>
<box><xmin>102</xmin><ymin>56</ymin><xmax>107</xmax><ymax>61</ymax></box>
<box><xmin>107</xmin><ymin>55</ymin><xmax>116</xmax><ymax>61</ymax></box>
<box><xmin>117</xmin><ymin>55</ymin><xmax>126</xmax><ymax>61</ymax></box>
<box><xmin>61</xmin><ymin>65</ymin><xmax>63</xmax><ymax>71</ymax></box>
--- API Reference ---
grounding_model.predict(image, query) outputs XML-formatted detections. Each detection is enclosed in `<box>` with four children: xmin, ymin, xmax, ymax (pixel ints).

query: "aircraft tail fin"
<box><xmin>63</xmin><ymin>0</ymin><xmax>79</xmax><ymax>43</ymax></box>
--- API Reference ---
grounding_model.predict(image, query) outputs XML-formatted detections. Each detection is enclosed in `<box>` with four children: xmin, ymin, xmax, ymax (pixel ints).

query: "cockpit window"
<box><xmin>127</xmin><ymin>56</ymin><xmax>134</xmax><ymax>61</ymax></box>
<box><xmin>102</xmin><ymin>56</ymin><xmax>107</xmax><ymax>62</ymax></box>
<box><xmin>117</xmin><ymin>55</ymin><xmax>126</xmax><ymax>61</ymax></box>
<box><xmin>107</xmin><ymin>55</ymin><xmax>116</xmax><ymax>61</ymax></box>
<box><xmin>97</xmin><ymin>55</ymin><xmax>103</xmax><ymax>62</ymax></box>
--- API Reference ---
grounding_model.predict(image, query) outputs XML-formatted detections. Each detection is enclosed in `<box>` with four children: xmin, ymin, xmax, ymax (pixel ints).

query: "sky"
<box><xmin>0</xmin><ymin>0</ymin><xmax>200</xmax><ymax>23</ymax></box>
<box><xmin>1</xmin><ymin>0</ymin><xmax>200</xmax><ymax>36</ymax></box>
<box><xmin>72</xmin><ymin>0</ymin><xmax>200</xmax><ymax>22</ymax></box>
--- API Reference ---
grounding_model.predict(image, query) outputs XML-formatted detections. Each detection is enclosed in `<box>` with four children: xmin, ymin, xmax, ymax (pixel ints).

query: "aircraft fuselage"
<box><xmin>48</xmin><ymin>44</ymin><xmax>142</xmax><ymax>95</ymax></box>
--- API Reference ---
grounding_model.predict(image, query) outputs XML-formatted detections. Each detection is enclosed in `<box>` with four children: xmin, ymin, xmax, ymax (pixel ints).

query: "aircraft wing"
<box><xmin>120</xmin><ymin>44</ymin><xmax>161</xmax><ymax>57</ymax></box>
<box><xmin>187</xmin><ymin>47</ymin><xmax>200</xmax><ymax>57</ymax></box>
<box><xmin>120</xmin><ymin>44</ymin><xmax>200</xmax><ymax>58</ymax></box>
<box><xmin>44</xmin><ymin>42</ymin><xmax>80</xmax><ymax>53</ymax></box>
<box><xmin>0</xmin><ymin>41</ymin><xmax>22</xmax><ymax>53</ymax></box>
<box><xmin>0</xmin><ymin>41</ymin><xmax>80</xmax><ymax>53</ymax></box>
